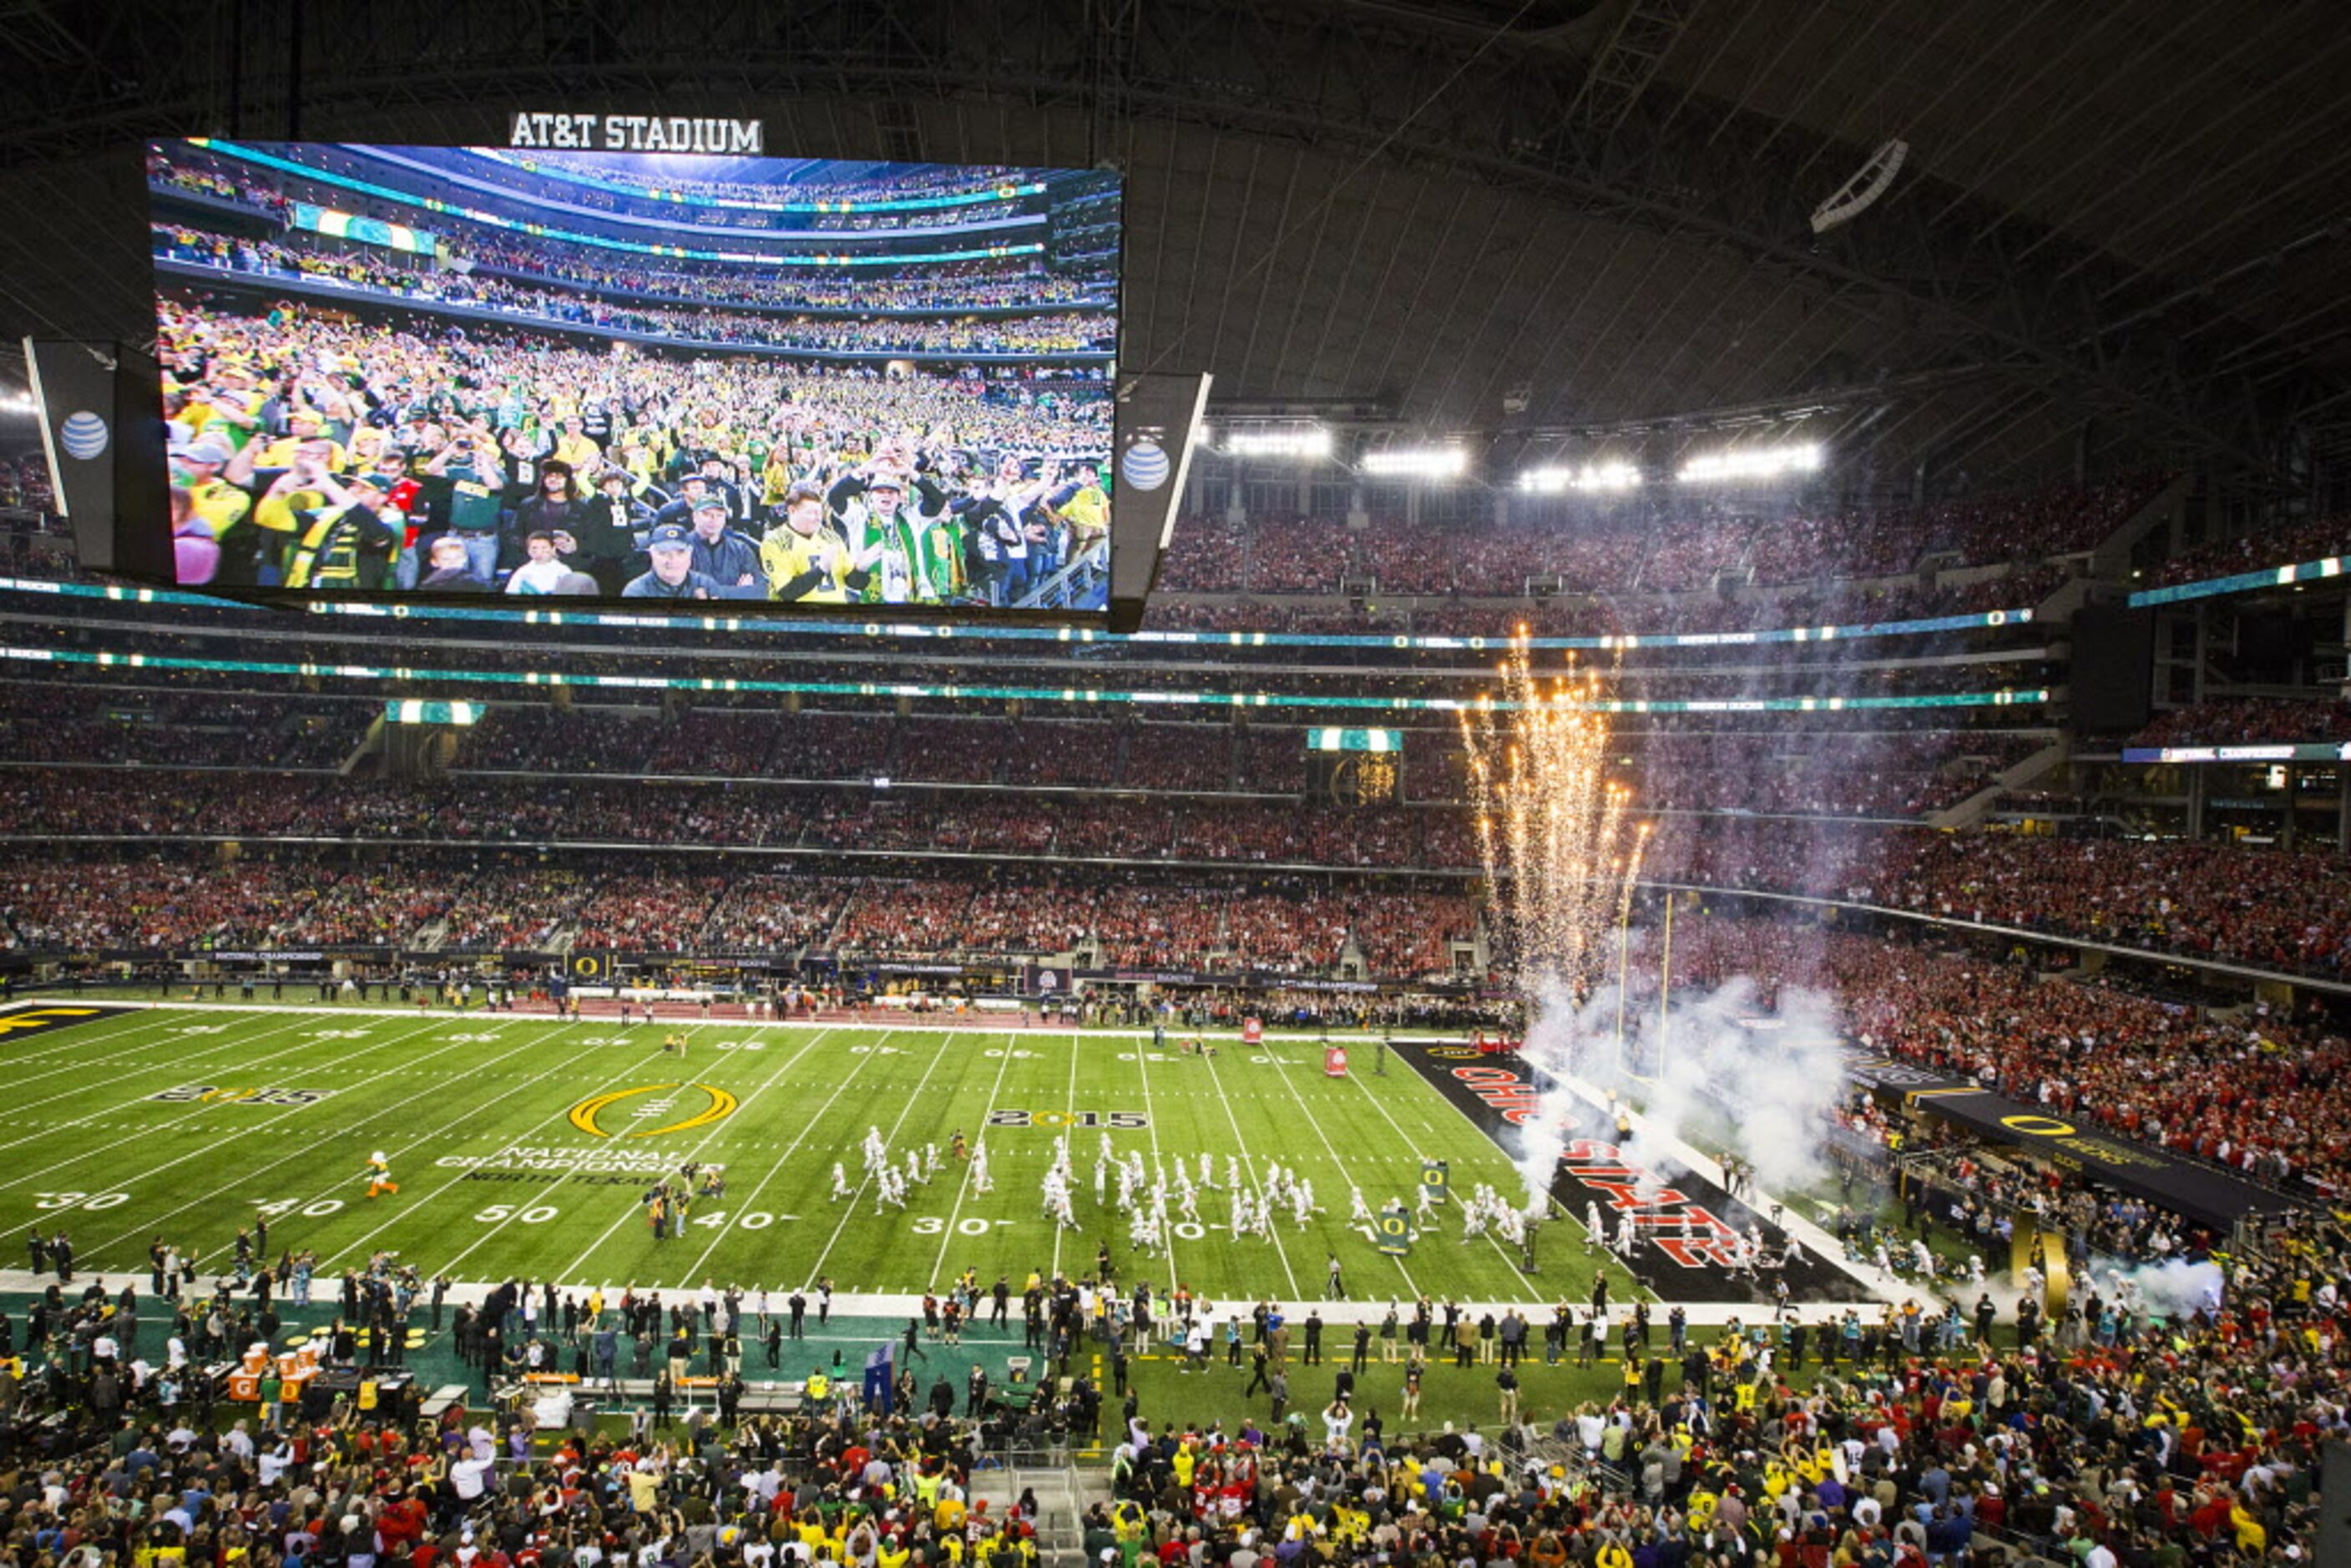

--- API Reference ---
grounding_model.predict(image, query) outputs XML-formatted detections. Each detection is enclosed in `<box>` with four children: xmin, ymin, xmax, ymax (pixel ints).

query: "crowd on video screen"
<box><xmin>149</xmin><ymin>143</ymin><xmax>1119</xmax><ymax>609</ymax></box>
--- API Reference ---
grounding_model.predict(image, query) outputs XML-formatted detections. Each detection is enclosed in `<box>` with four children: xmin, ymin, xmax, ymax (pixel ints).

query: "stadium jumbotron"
<box><xmin>0</xmin><ymin>3</ymin><xmax>2348</xmax><ymax>1563</ymax></box>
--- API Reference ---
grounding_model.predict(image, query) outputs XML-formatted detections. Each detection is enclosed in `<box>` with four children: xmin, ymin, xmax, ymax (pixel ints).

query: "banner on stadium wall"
<box><xmin>1023</xmin><ymin>964</ymin><xmax>1074</xmax><ymax>999</ymax></box>
<box><xmin>289</xmin><ymin>203</ymin><xmax>437</xmax><ymax>255</ymax></box>
<box><xmin>2120</xmin><ymin>741</ymin><xmax>2351</xmax><ymax>764</ymax></box>
<box><xmin>1882</xmin><ymin>1073</ymin><xmax>2303</xmax><ymax>1232</ymax></box>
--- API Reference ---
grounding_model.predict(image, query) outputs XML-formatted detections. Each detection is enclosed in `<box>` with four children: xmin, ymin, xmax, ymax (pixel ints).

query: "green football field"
<box><xmin>0</xmin><ymin>1002</ymin><xmax>1643</xmax><ymax>1309</ymax></box>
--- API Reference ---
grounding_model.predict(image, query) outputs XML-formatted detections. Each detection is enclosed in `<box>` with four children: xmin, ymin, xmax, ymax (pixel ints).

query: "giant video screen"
<box><xmin>145</xmin><ymin>139</ymin><xmax>1121</xmax><ymax>614</ymax></box>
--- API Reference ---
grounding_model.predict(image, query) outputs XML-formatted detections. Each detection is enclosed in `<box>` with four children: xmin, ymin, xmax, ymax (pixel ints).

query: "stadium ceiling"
<box><xmin>0</xmin><ymin>0</ymin><xmax>2345</xmax><ymax>495</ymax></box>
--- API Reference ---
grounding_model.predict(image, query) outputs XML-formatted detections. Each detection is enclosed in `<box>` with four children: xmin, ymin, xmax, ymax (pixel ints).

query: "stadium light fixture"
<box><xmin>1676</xmin><ymin>442</ymin><xmax>1823</xmax><ymax>483</ymax></box>
<box><xmin>1219</xmin><ymin>425</ymin><xmax>1333</xmax><ymax>459</ymax></box>
<box><xmin>1517</xmin><ymin>460</ymin><xmax>1641</xmax><ymax>494</ymax></box>
<box><xmin>1361</xmin><ymin>447</ymin><xmax>1468</xmax><ymax>479</ymax></box>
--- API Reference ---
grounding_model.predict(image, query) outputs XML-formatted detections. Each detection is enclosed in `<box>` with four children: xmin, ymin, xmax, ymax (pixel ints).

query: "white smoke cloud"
<box><xmin>1513</xmin><ymin>969</ymin><xmax>1852</xmax><ymax>1219</ymax></box>
<box><xmin>2093</xmin><ymin>1257</ymin><xmax>2224</xmax><ymax>1323</ymax></box>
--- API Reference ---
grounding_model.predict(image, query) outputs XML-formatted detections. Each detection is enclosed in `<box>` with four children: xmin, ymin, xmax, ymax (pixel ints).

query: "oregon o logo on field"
<box><xmin>569</xmin><ymin>1082</ymin><xmax>737</xmax><ymax>1139</ymax></box>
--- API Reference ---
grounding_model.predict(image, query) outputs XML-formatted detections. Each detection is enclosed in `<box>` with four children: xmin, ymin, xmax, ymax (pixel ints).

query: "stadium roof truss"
<box><xmin>0</xmin><ymin>0</ymin><xmax>2346</xmax><ymax>493</ymax></box>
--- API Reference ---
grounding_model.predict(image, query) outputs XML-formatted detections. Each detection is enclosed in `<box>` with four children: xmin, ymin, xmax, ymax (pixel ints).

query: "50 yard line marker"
<box><xmin>431</xmin><ymin>1023</ymin><xmax>781</xmax><ymax>1280</ymax></box>
<box><xmin>533</xmin><ymin>1024</ymin><xmax>829</xmax><ymax>1288</ymax></box>
<box><xmin>321</xmin><ymin>1023</ymin><xmax>727</xmax><ymax>1274</ymax></box>
<box><xmin>654</xmin><ymin>1028</ymin><xmax>857</xmax><ymax>1291</ymax></box>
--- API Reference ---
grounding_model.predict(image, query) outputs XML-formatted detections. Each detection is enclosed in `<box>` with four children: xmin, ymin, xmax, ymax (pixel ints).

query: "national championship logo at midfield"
<box><xmin>567</xmin><ymin>1082</ymin><xmax>738</xmax><ymax>1139</ymax></box>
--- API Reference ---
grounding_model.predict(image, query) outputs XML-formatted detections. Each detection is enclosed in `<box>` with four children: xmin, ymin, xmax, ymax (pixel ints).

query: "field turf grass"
<box><xmin>0</xmin><ymin>1003</ymin><xmax>1645</xmax><ymax>1313</ymax></box>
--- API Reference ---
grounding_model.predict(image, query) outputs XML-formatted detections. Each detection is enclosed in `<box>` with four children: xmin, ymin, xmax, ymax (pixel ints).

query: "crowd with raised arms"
<box><xmin>154</xmin><ymin>294</ymin><xmax>1111</xmax><ymax>604</ymax></box>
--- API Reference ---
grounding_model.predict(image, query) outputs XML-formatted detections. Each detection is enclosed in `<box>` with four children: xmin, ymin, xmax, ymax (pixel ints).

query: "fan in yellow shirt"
<box><xmin>761</xmin><ymin>483</ymin><xmax>857</xmax><ymax>604</ymax></box>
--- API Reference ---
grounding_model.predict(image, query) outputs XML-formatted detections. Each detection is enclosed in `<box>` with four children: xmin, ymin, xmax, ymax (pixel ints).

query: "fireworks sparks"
<box><xmin>1461</xmin><ymin>634</ymin><xmax>1649</xmax><ymax>1012</ymax></box>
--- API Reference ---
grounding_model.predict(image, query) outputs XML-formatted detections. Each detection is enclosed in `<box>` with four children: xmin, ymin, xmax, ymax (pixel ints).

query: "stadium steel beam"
<box><xmin>2</xmin><ymin>0</ymin><xmax>2340</xmax><ymax>485</ymax></box>
<box><xmin>1562</xmin><ymin>0</ymin><xmax>1706</xmax><ymax>134</ymax></box>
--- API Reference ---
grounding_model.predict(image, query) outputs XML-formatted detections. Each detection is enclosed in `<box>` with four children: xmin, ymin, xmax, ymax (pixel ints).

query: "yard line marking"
<box><xmin>73</xmin><ymin>1014</ymin><xmax>523</xmax><ymax>1259</ymax></box>
<box><xmin>310</xmin><ymin>1023</ymin><xmax>700</xmax><ymax>1271</ymax></box>
<box><xmin>1130</xmin><ymin>1029</ymin><xmax>1180</xmax><ymax>1292</ymax></box>
<box><xmin>1197</xmin><ymin>1044</ymin><xmax>1301</xmax><ymax>1299</ymax></box>
<box><xmin>1378</xmin><ymin>1044</ymin><xmax>1658</xmax><ymax>1304</ymax></box>
<box><xmin>0</xmin><ymin>1006</ymin><xmax>390</xmax><ymax>1175</ymax></box>
<box><xmin>925</xmin><ymin>1034</ymin><xmax>1023</xmax><ymax>1288</ymax></box>
<box><xmin>1050</xmin><ymin>1027</ymin><xmax>1084</xmax><ymax>1281</ymax></box>
<box><xmin>428</xmin><ymin>1023</ymin><xmax>791</xmax><ymax>1281</ymax></box>
<box><xmin>1255</xmin><ymin>1051</ymin><xmax>1421</xmax><ymax>1300</ymax></box>
<box><xmin>584</xmin><ymin>1026</ymin><xmax>842</xmax><ymax>1287</ymax></box>
<box><xmin>1338</xmin><ymin>1060</ymin><xmax>1530</xmax><ymax>1285</ymax></box>
<box><xmin>0</xmin><ymin>1002</ymin><xmax>229</xmax><ymax>1073</ymax></box>
<box><xmin>0</xmin><ymin>1009</ymin><xmax>463</xmax><ymax>1186</ymax></box>
<box><xmin>801</xmin><ymin>1030</ymin><xmax>963</xmax><ymax>1289</ymax></box>
<box><xmin>0</xmin><ymin>1008</ymin><xmax>333</xmax><ymax>1121</ymax></box>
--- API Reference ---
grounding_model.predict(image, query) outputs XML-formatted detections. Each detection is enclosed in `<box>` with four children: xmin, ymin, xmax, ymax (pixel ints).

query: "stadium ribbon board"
<box><xmin>1395</xmin><ymin>1040</ymin><xmax>1871</xmax><ymax>1302</ymax></box>
<box><xmin>1845</xmin><ymin>1053</ymin><xmax>2303</xmax><ymax>1232</ymax></box>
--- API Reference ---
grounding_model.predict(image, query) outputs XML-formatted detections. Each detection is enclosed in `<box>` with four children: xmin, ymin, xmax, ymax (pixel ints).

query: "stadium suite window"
<box><xmin>1244</xmin><ymin>480</ymin><xmax>1298</xmax><ymax>515</ymax></box>
<box><xmin>1421</xmin><ymin>488</ymin><xmax>1482</xmax><ymax>525</ymax></box>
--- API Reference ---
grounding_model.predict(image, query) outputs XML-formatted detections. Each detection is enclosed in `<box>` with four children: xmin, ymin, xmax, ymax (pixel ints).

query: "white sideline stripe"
<box><xmin>2</xmin><ymin>1004</ymin><xmax>1893</xmax><ymax>1317</ymax></box>
<box><xmin>1539</xmin><ymin>1066</ymin><xmax>1900</xmax><ymax>1305</ymax></box>
<box><xmin>0</xmin><ymin>1266</ymin><xmax>1871</xmax><ymax>1328</ymax></box>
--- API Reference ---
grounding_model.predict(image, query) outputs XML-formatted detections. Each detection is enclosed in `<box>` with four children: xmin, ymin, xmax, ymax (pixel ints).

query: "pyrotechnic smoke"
<box><xmin>2091</xmin><ymin>1257</ymin><xmax>2225</xmax><ymax>1323</ymax></box>
<box><xmin>1511</xmin><ymin>974</ymin><xmax>1851</xmax><ymax>1212</ymax></box>
<box><xmin>1463</xmin><ymin>636</ymin><xmax>1848</xmax><ymax>1218</ymax></box>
